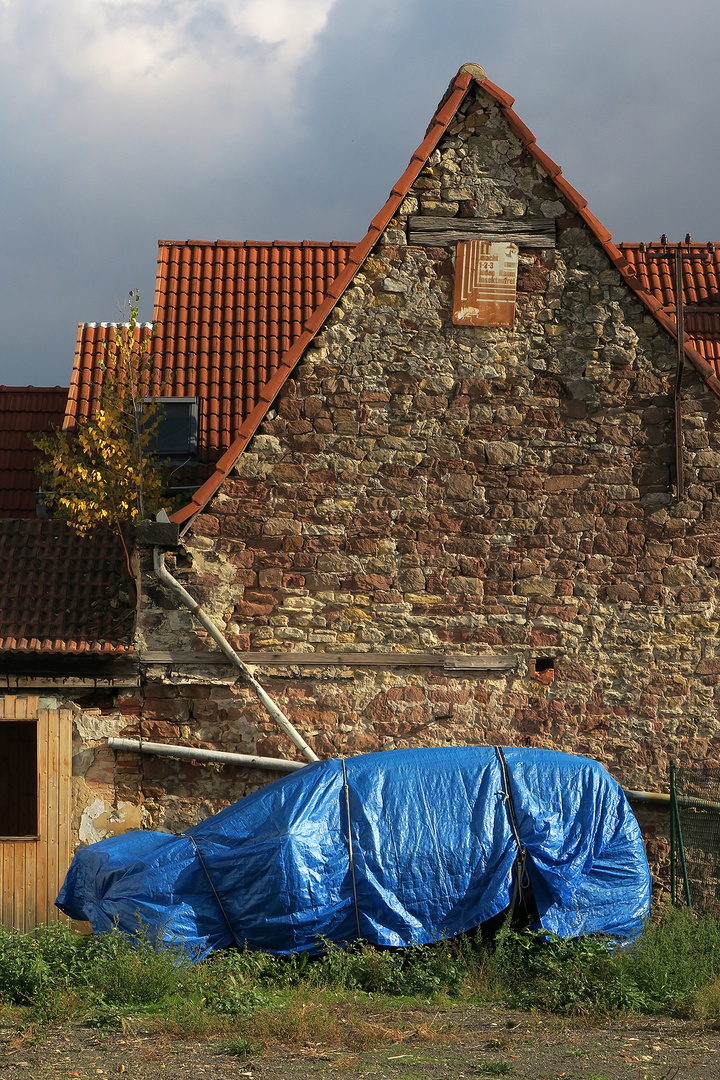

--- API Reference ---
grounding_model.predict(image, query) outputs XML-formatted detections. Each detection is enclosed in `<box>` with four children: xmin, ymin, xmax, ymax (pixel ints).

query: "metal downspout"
<box><xmin>152</xmin><ymin>546</ymin><xmax>319</xmax><ymax>763</ymax></box>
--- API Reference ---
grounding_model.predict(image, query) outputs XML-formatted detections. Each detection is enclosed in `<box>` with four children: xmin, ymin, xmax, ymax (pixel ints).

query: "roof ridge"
<box><xmin>0</xmin><ymin>385</ymin><xmax>68</xmax><ymax>393</ymax></box>
<box><xmin>618</xmin><ymin>240</ymin><xmax>720</xmax><ymax>248</ymax></box>
<box><xmin>157</xmin><ymin>239</ymin><xmax>357</xmax><ymax>249</ymax></box>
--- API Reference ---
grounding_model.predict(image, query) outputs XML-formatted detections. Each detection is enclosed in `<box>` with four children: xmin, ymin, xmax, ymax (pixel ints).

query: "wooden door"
<box><xmin>0</xmin><ymin>695</ymin><xmax>72</xmax><ymax>930</ymax></box>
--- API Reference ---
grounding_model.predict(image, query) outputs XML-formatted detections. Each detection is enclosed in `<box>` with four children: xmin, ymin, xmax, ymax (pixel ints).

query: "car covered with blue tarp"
<box><xmin>57</xmin><ymin>746</ymin><xmax>651</xmax><ymax>957</ymax></box>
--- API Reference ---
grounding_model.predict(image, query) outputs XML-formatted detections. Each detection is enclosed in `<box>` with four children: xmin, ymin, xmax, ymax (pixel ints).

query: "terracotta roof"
<box><xmin>64</xmin><ymin>242</ymin><xmax>355</xmax><ymax>460</ymax></box>
<box><xmin>63</xmin><ymin>321</ymin><xmax>154</xmax><ymax>434</ymax></box>
<box><xmin>0</xmin><ymin>520</ymin><xmax>134</xmax><ymax>654</ymax></box>
<box><xmin>619</xmin><ymin>243</ymin><xmax>720</xmax><ymax>374</ymax></box>
<box><xmin>0</xmin><ymin>387</ymin><xmax>68</xmax><ymax>518</ymax></box>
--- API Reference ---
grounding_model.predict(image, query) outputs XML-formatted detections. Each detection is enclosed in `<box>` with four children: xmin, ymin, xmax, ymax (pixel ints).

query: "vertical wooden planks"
<box><xmin>57</xmin><ymin>708</ymin><xmax>73</xmax><ymax>925</ymax></box>
<box><xmin>2</xmin><ymin>695</ymin><xmax>18</xmax><ymax>928</ymax></box>
<box><xmin>37</xmin><ymin>705</ymin><xmax>49</xmax><ymax>926</ymax></box>
<box><xmin>45</xmin><ymin>702</ymin><xmax>59</xmax><ymax>927</ymax></box>
<box><xmin>2</xmin><ymin>837</ymin><xmax>14</xmax><ymax>929</ymax></box>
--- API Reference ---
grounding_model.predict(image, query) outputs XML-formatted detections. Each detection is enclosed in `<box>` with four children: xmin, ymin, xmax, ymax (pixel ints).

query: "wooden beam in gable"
<box><xmin>409</xmin><ymin>216</ymin><xmax>556</xmax><ymax>248</ymax></box>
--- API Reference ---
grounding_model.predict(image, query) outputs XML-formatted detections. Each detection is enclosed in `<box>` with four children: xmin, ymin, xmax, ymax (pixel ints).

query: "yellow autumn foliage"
<box><xmin>33</xmin><ymin>291</ymin><xmax>167</xmax><ymax>536</ymax></box>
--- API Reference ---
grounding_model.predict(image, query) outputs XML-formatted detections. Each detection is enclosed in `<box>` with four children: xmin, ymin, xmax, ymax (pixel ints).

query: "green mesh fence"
<box><xmin>670</xmin><ymin>761</ymin><xmax>720</xmax><ymax>915</ymax></box>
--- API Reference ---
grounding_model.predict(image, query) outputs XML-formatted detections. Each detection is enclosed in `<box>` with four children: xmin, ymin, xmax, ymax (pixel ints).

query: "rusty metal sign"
<box><xmin>453</xmin><ymin>240</ymin><xmax>519</xmax><ymax>326</ymax></box>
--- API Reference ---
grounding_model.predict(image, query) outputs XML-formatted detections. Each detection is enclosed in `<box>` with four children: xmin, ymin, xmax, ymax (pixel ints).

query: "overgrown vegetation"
<box><xmin>2</xmin><ymin>908</ymin><xmax>720</xmax><ymax>1048</ymax></box>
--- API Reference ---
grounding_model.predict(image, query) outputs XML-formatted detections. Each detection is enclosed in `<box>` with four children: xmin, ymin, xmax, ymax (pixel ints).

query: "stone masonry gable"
<box><xmin>168</xmin><ymin>66</ymin><xmax>717</xmax><ymax>529</ymax></box>
<box><xmin>133</xmin><ymin>71</ymin><xmax>719</xmax><ymax>872</ymax></box>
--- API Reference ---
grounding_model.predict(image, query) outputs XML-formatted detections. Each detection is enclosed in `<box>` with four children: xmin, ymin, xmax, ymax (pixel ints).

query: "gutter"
<box><xmin>151</xmin><ymin>542</ymin><xmax>319</xmax><ymax>764</ymax></box>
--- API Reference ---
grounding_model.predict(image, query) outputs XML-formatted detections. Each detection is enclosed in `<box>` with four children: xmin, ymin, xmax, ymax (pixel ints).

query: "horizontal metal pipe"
<box><xmin>624</xmin><ymin>789</ymin><xmax>720</xmax><ymax>812</ymax></box>
<box><xmin>624</xmin><ymin>790</ymin><xmax>671</xmax><ymax>804</ymax></box>
<box><xmin>109</xmin><ymin>737</ymin><xmax>306</xmax><ymax>773</ymax></box>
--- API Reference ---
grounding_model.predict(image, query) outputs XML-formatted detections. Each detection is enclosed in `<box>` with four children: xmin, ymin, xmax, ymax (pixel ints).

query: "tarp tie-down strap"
<box><xmin>189</xmin><ymin>834</ymin><xmax>238</xmax><ymax>947</ymax></box>
<box><xmin>341</xmin><ymin>758</ymin><xmax>363</xmax><ymax>942</ymax></box>
<box><xmin>496</xmin><ymin>747</ymin><xmax>529</xmax><ymax>919</ymax></box>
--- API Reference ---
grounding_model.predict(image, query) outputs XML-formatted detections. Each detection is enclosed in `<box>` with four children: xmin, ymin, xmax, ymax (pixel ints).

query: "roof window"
<box><xmin>142</xmin><ymin>398</ymin><xmax>199</xmax><ymax>458</ymax></box>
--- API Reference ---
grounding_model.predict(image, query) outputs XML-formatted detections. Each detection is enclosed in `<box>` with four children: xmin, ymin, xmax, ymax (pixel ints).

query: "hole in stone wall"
<box><xmin>534</xmin><ymin>657</ymin><xmax>555</xmax><ymax>673</ymax></box>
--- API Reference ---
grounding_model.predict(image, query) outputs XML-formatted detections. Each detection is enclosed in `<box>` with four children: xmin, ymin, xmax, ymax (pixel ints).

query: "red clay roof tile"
<box><xmin>64</xmin><ymin>242</ymin><xmax>355</xmax><ymax>460</ymax></box>
<box><xmin>619</xmin><ymin>243</ymin><xmax>720</xmax><ymax>378</ymax></box>
<box><xmin>479</xmin><ymin>78</ymin><xmax>515</xmax><ymax>108</ymax></box>
<box><xmin>553</xmin><ymin>174</ymin><xmax>588</xmax><ymax>210</ymax></box>
<box><xmin>578</xmin><ymin>207</ymin><xmax>613</xmax><ymax>243</ymax></box>
<box><xmin>0</xmin><ymin>519</ymin><xmax>133</xmax><ymax>654</ymax></box>
<box><xmin>0</xmin><ymin>386</ymin><xmax>68</xmax><ymax>518</ymax></box>
<box><xmin>502</xmin><ymin>109</ymin><xmax>536</xmax><ymax>147</ymax></box>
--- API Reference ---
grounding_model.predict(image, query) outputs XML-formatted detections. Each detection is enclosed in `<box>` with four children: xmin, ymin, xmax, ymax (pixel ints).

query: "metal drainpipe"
<box><xmin>625</xmin><ymin>789</ymin><xmax>720</xmax><ymax>812</ymax></box>
<box><xmin>624</xmin><ymin>790</ymin><xmax>671</xmax><ymax>805</ymax></box>
<box><xmin>109</xmin><ymin>738</ymin><xmax>306</xmax><ymax>773</ymax></box>
<box><xmin>152</xmin><ymin>546</ymin><xmax>319</xmax><ymax>763</ymax></box>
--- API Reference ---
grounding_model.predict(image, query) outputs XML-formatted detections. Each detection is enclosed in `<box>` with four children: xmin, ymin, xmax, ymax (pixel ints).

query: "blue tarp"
<box><xmin>56</xmin><ymin>746</ymin><xmax>651</xmax><ymax>956</ymax></box>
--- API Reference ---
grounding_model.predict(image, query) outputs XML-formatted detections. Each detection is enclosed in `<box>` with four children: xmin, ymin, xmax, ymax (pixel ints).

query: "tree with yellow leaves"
<box><xmin>34</xmin><ymin>291</ymin><xmax>167</xmax><ymax>570</ymax></box>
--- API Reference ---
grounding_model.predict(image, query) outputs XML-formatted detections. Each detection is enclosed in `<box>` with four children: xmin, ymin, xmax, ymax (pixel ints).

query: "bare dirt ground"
<box><xmin>1</xmin><ymin>1006</ymin><xmax>718</xmax><ymax>1080</ymax></box>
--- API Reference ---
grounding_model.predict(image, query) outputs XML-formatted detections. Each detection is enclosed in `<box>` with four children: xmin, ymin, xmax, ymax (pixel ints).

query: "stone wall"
<box><xmin>131</xmin><ymin>83</ymin><xmax>720</xmax><ymax>887</ymax></box>
<box><xmin>70</xmin><ymin>692</ymin><xmax>143</xmax><ymax>848</ymax></box>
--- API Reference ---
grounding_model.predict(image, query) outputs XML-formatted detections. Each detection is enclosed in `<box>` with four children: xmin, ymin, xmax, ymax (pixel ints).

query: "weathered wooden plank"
<box><xmin>0</xmin><ymin>698</ymin><xmax>14</xmax><ymax>929</ymax></box>
<box><xmin>57</xmin><ymin>709</ymin><xmax>73</xmax><ymax>924</ymax></box>
<box><xmin>141</xmin><ymin>650</ymin><xmax>518</xmax><ymax>671</ymax></box>
<box><xmin>0</xmin><ymin>677</ymin><xmax>139</xmax><ymax>690</ymax></box>
<box><xmin>20</xmin><ymin>697</ymin><xmax>36</xmax><ymax>933</ymax></box>
<box><xmin>2</xmin><ymin>843</ymin><xmax>14</xmax><ymax>930</ymax></box>
<box><xmin>46</xmin><ymin>708</ymin><xmax>59</xmax><ymax>927</ymax></box>
<box><xmin>36</xmin><ymin>707</ymin><xmax>48</xmax><ymax>925</ymax></box>
<box><xmin>16</xmin><ymin>843</ymin><xmax>26</xmax><ymax>933</ymax></box>
<box><xmin>409</xmin><ymin>215</ymin><xmax>556</xmax><ymax>248</ymax></box>
<box><xmin>444</xmin><ymin>655</ymin><xmax>517</xmax><ymax>671</ymax></box>
<box><xmin>25</xmin><ymin>839</ymin><xmax>38</xmax><ymax>933</ymax></box>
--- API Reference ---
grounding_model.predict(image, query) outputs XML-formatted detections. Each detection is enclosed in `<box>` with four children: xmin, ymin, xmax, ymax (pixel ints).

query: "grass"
<box><xmin>1</xmin><ymin>905</ymin><xmax>720</xmax><ymax>1049</ymax></box>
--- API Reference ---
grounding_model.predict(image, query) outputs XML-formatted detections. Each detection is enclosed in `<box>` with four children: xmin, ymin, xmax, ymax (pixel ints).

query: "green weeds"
<box><xmin>490</xmin><ymin>905</ymin><xmax>720</xmax><ymax>1017</ymax></box>
<box><xmin>1</xmin><ymin>906</ymin><xmax>720</xmax><ymax>1047</ymax></box>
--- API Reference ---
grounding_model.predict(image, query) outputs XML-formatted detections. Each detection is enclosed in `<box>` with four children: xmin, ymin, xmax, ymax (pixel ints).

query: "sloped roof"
<box><xmin>169</xmin><ymin>63</ymin><xmax>720</xmax><ymax>526</ymax></box>
<box><xmin>64</xmin><ymin>241</ymin><xmax>355</xmax><ymax>460</ymax></box>
<box><xmin>63</xmin><ymin>322</ymin><xmax>154</xmax><ymax>435</ymax></box>
<box><xmin>619</xmin><ymin>243</ymin><xmax>720</xmax><ymax>376</ymax></box>
<box><xmin>0</xmin><ymin>520</ymin><xmax>134</xmax><ymax>654</ymax></box>
<box><xmin>0</xmin><ymin>386</ymin><xmax>68</xmax><ymax>518</ymax></box>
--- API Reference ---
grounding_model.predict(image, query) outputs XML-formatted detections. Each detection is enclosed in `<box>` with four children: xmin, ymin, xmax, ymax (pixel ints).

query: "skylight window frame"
<box><xmin>140</xmin><ymin>396</ymin><xmax>200</xmax><ymax>460</ymax></box>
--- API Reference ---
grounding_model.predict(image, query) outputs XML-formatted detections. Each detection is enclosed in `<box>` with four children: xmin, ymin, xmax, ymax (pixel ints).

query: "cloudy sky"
<box><xmin>2</xmin><ymin>0</ymin><xmax>719</xmax><ymax>387</ymax></box>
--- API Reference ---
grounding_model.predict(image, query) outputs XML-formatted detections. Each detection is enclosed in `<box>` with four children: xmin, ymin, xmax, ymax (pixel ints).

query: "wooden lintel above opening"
<box><xmin>140</xmin><ymin>650</ymin><xmax>518</xmax><ymax>673</ymax></box>
<box><xmin>409</xmin><ymin>216</ymin><xmax>556</xmax><ymax>249</ymax></box>
<box><xmin>0</xmin><ymin>676</ymin><xmax>140</xmax><ymax>690</ymax></box>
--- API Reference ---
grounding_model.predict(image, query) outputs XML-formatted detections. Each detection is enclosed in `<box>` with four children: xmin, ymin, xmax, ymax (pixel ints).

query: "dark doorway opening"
<box><xmin>0</xmin><ymin>722</ymin><xmax>37</xmax><ymax>837</ymax></box>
